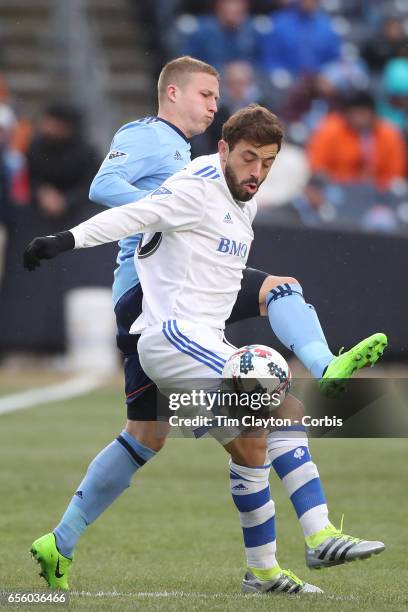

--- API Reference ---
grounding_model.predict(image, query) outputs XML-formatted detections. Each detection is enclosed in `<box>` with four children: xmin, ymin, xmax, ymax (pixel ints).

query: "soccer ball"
<box><xmin>223</xmin><ymin>344</ymin><xmax>291</xmax><ymax>402</ymax></box>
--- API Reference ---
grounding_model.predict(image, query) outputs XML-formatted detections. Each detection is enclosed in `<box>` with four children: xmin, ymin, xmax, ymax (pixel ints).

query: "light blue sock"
<box><xmin>266</xmin><ymin>283</ymin><xmax>334</xmax><ymax>378</ymax></box>
<box><xmin>54</xmin><ymin>431</ymin><xmax>156</xmax><ymax>558</ymax></box>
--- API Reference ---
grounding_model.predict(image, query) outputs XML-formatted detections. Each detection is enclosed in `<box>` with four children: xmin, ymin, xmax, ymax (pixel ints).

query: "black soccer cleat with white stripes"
<box><xmin>242</xmin><ymin>569</ymin><xmax>323</xmax><ymax>595</ymax></box>
<box><xmin>305</xmin><ymin>527</ymin><xmax>385</xmax><ymax>569</ymax></box>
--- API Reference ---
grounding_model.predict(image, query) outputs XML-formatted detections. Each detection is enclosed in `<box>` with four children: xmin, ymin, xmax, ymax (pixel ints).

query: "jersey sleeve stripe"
<box><xmin>200</xmin><ymin>168</ymin><xmax>218</xmax><ymax>178</ymax></box>
<box><xmin>193</xmin><ymin>165</ymin><xmax>213</xmax><ymax>176</ymax></box>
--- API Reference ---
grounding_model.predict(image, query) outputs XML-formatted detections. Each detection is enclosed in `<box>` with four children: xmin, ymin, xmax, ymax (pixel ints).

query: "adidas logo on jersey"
<box><xmin>108</xmin><ymin>150</ymin><xmax>127</xmax><ymax>160</ymax></box>
<box><xmin>293</xmin><ymin>447</ymin><xmax>305</xmax><ymax>460</ymax></box>
<box><xmin>232</xmin><ymin>483</ymin><xmax>248</xmax><ymax>491</ymax></box>
<box><xmin>223</xmin><ymin>213</ymin><xmax>233</xmax><ymax>224</ymax></box>
<box><xmin>174</xmin><ymin>150</ymin><xmax>182</xmax><ymax>160</ymax></box>
<box><xmin>150</xmin><ymin>186</ymin><xmax>172</xmax><ymax>200</ymax></box>
<box><xmin>152</xmin><ymin>186</ymin><xmax>172</xmax><ymax>196</ymax></box>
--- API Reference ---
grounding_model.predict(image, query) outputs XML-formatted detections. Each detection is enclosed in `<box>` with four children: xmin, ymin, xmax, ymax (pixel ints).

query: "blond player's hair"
<box><xmin>158</xmin><ymin>56</ymin><xmax>219</xmax><ymax>102</ymax></box>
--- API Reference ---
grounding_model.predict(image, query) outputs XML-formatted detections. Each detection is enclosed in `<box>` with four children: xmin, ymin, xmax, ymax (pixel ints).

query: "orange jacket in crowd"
<box><xmin>308</xmin><ymin>113</ymin><xmax>407</xmax><ymax>190</ymax></box>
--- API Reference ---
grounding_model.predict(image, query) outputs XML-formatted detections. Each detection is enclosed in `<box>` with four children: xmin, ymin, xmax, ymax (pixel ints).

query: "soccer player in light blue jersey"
<box><xmin>27</xmin><ymin>58</ymin><xmax>386</xmax><ymax>591</ymax></box>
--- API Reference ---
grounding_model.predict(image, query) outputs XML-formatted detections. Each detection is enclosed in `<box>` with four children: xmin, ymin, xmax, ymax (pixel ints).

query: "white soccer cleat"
<box><xmin>242</xmin><ymin>569</ymin><xmax>323</xmax><ymax>595</ymax></box>
<box><xmin>306</xmin><ymin>523</ymin><xmax>385</xmax><ymax>569</ymax></box>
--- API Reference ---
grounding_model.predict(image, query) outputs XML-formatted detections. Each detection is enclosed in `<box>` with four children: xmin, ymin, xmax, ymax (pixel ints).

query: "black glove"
<box><xmin>23</xmin><ymin>231</ymin><xmax>75</xmax><ymax>271</ymax></box>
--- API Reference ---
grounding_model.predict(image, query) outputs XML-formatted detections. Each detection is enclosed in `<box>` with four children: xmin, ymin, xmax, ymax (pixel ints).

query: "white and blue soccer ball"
<box><xmin>223</xmin><ymin>344</ymin><xmax>291</xmax><ymax>400</ymax></box>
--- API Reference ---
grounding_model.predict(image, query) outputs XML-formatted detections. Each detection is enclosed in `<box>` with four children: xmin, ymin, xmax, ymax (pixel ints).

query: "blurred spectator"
<box><xmin>0</xmin><ymin>71</ymin><xmax>33</xmax><ymax>154</ymax></box>
<box><xmin>0</xmin><ymin>118</ymin><xmax>12</xmax><ymax>288</ymax></box>
<box><xmin>281</xmin><ymin>57</ymin><xmax>370</xmax><ymax>142</ymax></box>
<box><xmin>10</xmin><ymin>116</ymin><xmax>33</xmax><ymax>155</ymax></box>
<box><xmin>257</xmin><ymin>173</ymin><xmax>335</xmax><ymax>227</ymax></box>
<box><xmin>219</xmin><ymin>60</ymin><xmax>264</xmax><ymax>113</ymax></box>
<box><xmin>0</xmin><ymin>171</ymin><xmax>8</xmax><ymax>287</ymax></box>
<box><xmin>0</xmin><ymin>104</ymin><xmax>29</xmax><ymax>287</ymax></box>
<box><xmin>179</xmin><ymin>0</ymin><xmax>288</xmax><ymax>13</ymax></box>
<box><xmin>291</xmin><ymin>173</ymin><xmax>336</xmax><ymax>225</ymax></box>
<box><xmin>361</xmin><ymin>7</ymin><xmax>408</xmax><ymax>74</ymax></box>
<box><xmin>308</xmin><ymin>90</ymin><xmax>408</xmax><ymax>190</ymax></box>
<box><xmin>135</xmin><ymin>0</ymin><xmax>289</xmax><ymax>23</ymax></box>
<box><xmin>256</xmin><ymin>141</ymin><xmax>309</xmax><ymax>207</ymax></box>
<box><xmin>133</xmin><ymin>0</ymin><xmax>182</xmax><ymax>68</ymax></box>
<box><xmin>260</xmin><ymin>0</ymin><xmax>341</xmax><ymax>78</ymax></box>
<box><xmin>361</xmin><ymin>204</ymin><xmax>398</xmax><ymax>233</ymax></box>
<box><xmin>257</xmin><ymin>0</ymin><xmax>292</xmax><ymax>12</ymax></box>
<box><xmin>27</xmin><ymin>104</ymin><xmax>100</xmax><ymax>220</ymax></box>
<box><xmin>0</xmin><ymin>105</ymin><xmax>29</xmax><ymax>206</ymax></box>
<box><xmin>176</xmin><ymin>0</ymin><xmax>211</xmax><ymax>13</ymax></box>
<box><xmin>378</xmin><ymin>58</ymin><xmax>408</xmax><ymax>137</ymax></box>
<box><xmin>0</xmin><ymin>73</ymin><xmax>9</xmax><ymax>103</ymax></box>
<box><xmin>191</xmin><ymin>60</ymin><xmax>265</xmax><ymax>155</ymax></box>
<box><xmin>177</xmin><ymin>0</ymin><xmax>265</xmax><ymax>70</ymax></box>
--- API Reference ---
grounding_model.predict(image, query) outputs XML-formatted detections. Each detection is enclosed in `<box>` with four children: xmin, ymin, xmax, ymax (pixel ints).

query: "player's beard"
<box><xmin>225</xmin><ymin>162</ymin><xmax>261</xmax><ymax>202</ymax></box>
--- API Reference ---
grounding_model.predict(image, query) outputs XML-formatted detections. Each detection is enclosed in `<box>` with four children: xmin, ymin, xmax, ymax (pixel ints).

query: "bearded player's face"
<box><xmin>220</xmin><ymin>139</ymin><xmax>279</xmax><ymax>202</ymax></box>
<box><xmin>176</xmin><ymin>72</ymin><xmax>219</xmax><ymax>137</ymax></box>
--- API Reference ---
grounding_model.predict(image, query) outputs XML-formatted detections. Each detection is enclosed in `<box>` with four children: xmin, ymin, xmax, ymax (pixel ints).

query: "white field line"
<box><xmin>72</xmin><ymin>590</ymin><xmax>359</xmax><ymax>601</ymax></box>
<box><xmin>72</xmin><ymin>590</ymin><xmax>268</xmax><ymax>599</ymax></box>
<box><xmin>0</xmin><ymin>374</ymin><xmax>104</xmax><ymax>415</ymax></box>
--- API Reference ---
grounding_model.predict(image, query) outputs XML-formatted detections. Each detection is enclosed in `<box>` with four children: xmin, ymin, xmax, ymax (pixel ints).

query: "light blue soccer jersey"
<box><xmin>89</xmin><ymin>116</ymin><xmax>191</xmax><ymax>305</ymax></box>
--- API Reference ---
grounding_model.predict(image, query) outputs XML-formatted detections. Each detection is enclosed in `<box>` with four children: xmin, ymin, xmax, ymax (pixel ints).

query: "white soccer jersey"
<box><xmin>71</xmin><ymin>153</ymin><xmax>257</xmax><ymax>331</ymax></box>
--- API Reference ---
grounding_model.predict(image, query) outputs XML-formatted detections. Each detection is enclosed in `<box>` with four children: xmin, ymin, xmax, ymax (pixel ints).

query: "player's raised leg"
<box><xmin>260</xmin><ymin>275</ymin><xmax>334</xmax><ymax>378</ymax></box>
<box><xmin>229</xmin><ymin>268</ymin><xmax>334</xmax><ymax>380</ymax></box>
<box><xmin>267</xmin><ymin>395</ymin><xmax>385</xmax><ymax>569</ymax></box>
<box><xmin>259</xmin><ymin>275</ymin><xmax>387</xmax><ymax>395</ymax></box>
<box><xmin>318</xmin><ymin>332</ymin><xmax>387</xmax><ymax>397</ymax></box>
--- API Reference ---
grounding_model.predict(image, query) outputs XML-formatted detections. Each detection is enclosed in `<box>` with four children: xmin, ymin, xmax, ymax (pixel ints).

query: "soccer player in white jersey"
<box><xmin>25</xmin><ymin>105</ymin><xmax>385</xmax><ymax>594</ymax></box>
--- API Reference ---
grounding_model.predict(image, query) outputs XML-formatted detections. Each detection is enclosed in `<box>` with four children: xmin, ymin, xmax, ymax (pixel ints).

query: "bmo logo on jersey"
<box><xmin>217</xmin><ymin>237</ymin><xmax>248</xmax><ymax>258</ymax></box>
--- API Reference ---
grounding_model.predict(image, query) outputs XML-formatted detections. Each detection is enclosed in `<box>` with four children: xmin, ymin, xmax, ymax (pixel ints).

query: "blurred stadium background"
<box><xmin>1</xmin><ymin>0</ymin><xmax>408</xmax><ymax>368</ymax></box>
<box><xmin>0</xmin><ymin>2</ymin><xmax>407</xmax><ymax>608</ymax></box>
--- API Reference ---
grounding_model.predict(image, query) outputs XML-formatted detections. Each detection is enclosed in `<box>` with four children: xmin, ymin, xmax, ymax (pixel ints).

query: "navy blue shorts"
<box><xmin>115</xmin><ymin>267</ymin><xmax>268</xmax><ymax>420</ymax></box>
<box><xmin>114</xmin><ymin>284</ymin><xmax>157</xmax><ymax>420</ymax></box>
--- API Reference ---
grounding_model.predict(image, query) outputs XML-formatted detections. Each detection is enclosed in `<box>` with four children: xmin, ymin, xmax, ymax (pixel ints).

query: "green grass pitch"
<box><xmin>0</xmin><ymin>382</ymin><xmax>407</xmax><ymax>611</ymax></box>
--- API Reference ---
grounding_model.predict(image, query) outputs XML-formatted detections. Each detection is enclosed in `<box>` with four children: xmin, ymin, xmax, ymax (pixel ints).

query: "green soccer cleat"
<box><xmin>319</xmin><ymin>332</ymin><xmax>387</xmax><ymax>398</ymax></box>
<box><xmin>30</xmin><ymin>533</ymin><xmax>72</xmax><ymax>590</ymax></box>
<box><xmin>305</xmin><ymin>522</ymin><xmax>385</xmax><ymax>569</ymax></box>
<box><xmin>243</xmin><ymin>568</ymin><xmax>323</xmax><ymax>595</ymax></box>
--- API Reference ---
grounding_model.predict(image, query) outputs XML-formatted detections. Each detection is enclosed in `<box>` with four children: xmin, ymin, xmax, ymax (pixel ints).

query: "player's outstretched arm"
<box><xmin>23</xmin><ymin>174</ymin><xmax>205</xmax><ymax>271</ymax></box>
<box><xmin>24</xmin><ymin>232</ymin><xmax>75</xmax><ymax>271</ymax></box>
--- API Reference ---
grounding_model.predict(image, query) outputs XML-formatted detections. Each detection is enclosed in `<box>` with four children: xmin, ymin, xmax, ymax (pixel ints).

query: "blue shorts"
<box><xmin>114</xmin><ymin>284</ymin><xmax>156</xmax><ymax>420</ymax></box>
<box><xmin>115</xmin><ymin>267</ymin><xmax>268</xmax><ymax>420</ymax></box>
